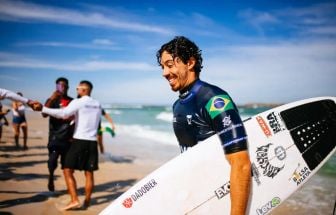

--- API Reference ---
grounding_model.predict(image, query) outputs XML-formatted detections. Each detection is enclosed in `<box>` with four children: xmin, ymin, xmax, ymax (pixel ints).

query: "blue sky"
<box><xmin>0</xmin><ymin>0</ymin><xmax>335</xmax><ymax>105</ymax></box>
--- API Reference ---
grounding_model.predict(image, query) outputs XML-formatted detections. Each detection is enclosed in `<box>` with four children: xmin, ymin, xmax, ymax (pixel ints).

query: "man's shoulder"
<box><xmin>65</xmin><ymin>95</ymin><xmax>74</xmax><ymax>101</ymax></box>
<box><xmin>198</xmin><ymin>81</ymin><xmax>229</xmax><ymax>100</ymax></box>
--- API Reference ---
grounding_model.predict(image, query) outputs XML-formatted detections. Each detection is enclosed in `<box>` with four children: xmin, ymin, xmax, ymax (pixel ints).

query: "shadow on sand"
<box><xmin>0</xmin><ymin>179</ymin><xmax>137</xmax><ymax>209</ymax></box>
<box><xmin>0</xmin><ymin>136</ymin><xmax>138</xmax><ymax>211</ymax></box>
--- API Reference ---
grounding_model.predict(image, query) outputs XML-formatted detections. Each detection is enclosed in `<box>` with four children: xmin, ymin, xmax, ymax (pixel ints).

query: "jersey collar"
<box><xmin>179</xmin><ymin>79</ymin><xmax>203</xmax><ymax>104</ymax></box>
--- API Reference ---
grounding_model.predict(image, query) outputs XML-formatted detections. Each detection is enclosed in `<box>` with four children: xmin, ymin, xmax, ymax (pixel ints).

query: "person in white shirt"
<box><xmin>42</xmin><ymin>80</ymin><xmax>101</xmax><ymax>210</ymax></box>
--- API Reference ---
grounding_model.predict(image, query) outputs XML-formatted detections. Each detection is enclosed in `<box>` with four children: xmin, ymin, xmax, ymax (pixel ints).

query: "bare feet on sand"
<box><xmin>62</xmin><ymin>201</ymin><xmax>81</xmax><ymax>210</ymax></box>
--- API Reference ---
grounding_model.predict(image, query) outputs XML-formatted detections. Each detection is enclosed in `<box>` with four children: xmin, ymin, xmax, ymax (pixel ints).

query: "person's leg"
<box><xmin>47</xmin><ymin>149</ymin><xmax>59</xmax><ymax>191</ymax></box>
<box><xmin>0</xmin><ymin>125</ymin><xmax>2</xmax><ymax>142</ymax></box>
<box><xmin>63</xmin><ymin>168</ymin><xmax>80</xmax><ymax>210</ymax></box>
<box><xmin>12</xmin><ymin>123</ymin><xmax>20</xmax><ymax>147</ymax></box>
<box><xmin>97</xmin><ymin>134</ymin><xmax>104</xmax><ymax>153</ymax></box>
<box><xmin>21</xmin><ymin>122</ymin><xmax>28</xmax><ymax>150</ymax></box>
<box><xmin>84</xmin><ymin>171</ymin><xmax>94</xmax><ymax>208</ymax></box>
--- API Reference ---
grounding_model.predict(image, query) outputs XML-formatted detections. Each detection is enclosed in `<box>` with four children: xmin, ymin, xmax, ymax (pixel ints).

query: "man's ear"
<box><xmin>188</xmin><ymin>57</ymin><xmax>196</xmax><ymax>71</ymax></box>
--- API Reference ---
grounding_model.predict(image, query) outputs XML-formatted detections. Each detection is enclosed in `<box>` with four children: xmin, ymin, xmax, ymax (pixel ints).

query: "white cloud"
<box><xmin>0</xmin><ymin>0</ymin><xmax>174</xmax><ymax>35</ymax></box>
<box><xmin>240</xmin><ymin>2</ymin><xmax>336</xmax><ymax>38</ymax></box>
<box><xmin>16</xmin><ymin>39</ymin><xmax>121</xmax><ymax>50</ymax></box>
<box><xmin>203</xmin><ymin>41</ymin><xmax>336</xmax><ymax>103</ymax></box>
<box><xmin>92</xmin><ymin>39</ymin><xmax>115</xmax><ymax>46</ymax></box>
<box><xmin>0</xmin><ymin>52</ymin><xmax>157</xmax><ymax>72</ymax></box>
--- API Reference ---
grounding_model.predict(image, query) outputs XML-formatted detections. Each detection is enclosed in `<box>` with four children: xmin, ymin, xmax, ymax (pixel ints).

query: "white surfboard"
<box><xmin>100</xmin><ymin>97</ymin><xmax>336</xmax><ymax>215</ymax></box>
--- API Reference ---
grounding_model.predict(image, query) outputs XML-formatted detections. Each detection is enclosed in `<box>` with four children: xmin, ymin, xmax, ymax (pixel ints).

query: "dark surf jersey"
<box><xmin>46</xmin><ymin>96</ymin><xmax>74</xmax><ymax>144</ymax></box>
<box><xmin>173</xmin><ymin>80</ymin><xmax>248</xmax><ymax>154</ymax></box>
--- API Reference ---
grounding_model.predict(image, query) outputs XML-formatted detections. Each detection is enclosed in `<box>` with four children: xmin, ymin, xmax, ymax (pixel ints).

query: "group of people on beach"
<box><xmin>0</xmin><ymin>79</ymin><xmax>116</xmax><ymax>210</ymax></box>
<box><xmin>1</xmin><ymin>36</ymin><xmax>252</xmax><ymax>214</ymax></box>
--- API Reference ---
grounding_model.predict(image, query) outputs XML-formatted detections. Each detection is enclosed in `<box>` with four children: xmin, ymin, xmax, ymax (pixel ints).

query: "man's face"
<box><xmin>160</xmin><ymin>51</ymin><xmax>192</xmax><ymax>92</ymax></box>
<box><xmin>56</xmin><ymin>81</ymin><xmax>68</xmax><ymax>95</ymax></box>
<box><xmin>76</xmin><ymin>84</ymin><xmax>89</xmax><ymax>98</ymax></box>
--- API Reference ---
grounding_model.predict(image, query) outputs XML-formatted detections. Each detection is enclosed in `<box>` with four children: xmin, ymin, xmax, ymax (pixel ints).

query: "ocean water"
<box><xmin>101</xmin><ymin>104</ymin><xmax>336</xmax><ymax>213</ymax></box>
<box><xmin>101</xmin><ymin>105</ymin><xmax>269</xmax><ymax>145</ymax></box>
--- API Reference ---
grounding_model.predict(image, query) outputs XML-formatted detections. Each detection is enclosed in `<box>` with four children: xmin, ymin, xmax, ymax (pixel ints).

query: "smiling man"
<box><xmin>156</xmin><ymin>36</ymin><xmax>251</xmax><ymax>215</ymax></box>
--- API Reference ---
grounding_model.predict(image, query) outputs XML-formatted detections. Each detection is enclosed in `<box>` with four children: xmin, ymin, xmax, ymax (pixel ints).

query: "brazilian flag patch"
<box><xmin>205</xmin><ymin>95</ymin><xmax>234</xmax><ymax>119</ymax></box>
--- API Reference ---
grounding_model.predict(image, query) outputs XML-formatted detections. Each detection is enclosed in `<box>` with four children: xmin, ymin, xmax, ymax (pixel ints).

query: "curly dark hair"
<box><xmin>156</xmin><ymin>36</ymin><xmax>203</xmax><ymax>73</ymax></box>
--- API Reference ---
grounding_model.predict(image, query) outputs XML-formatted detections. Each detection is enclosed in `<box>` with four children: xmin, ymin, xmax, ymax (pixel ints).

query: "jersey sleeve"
<box><xmin>0</xmin><ymin>88</ymin><xmax>29</xmax><ymax>104</ymax></box>
<box><xmin>204</xmin><ymin>93</ymin><xmax>248</xmax><ymax>154</ymax></box>
<box><xmin>42</xmin><ymin>98</ymin><xmax>81</xmax><ymax>119</ymax></box>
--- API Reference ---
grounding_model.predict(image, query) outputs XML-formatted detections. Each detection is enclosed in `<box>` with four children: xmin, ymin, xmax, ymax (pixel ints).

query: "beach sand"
<box><xmin>0</xmin><ymin>111</ymin><xmax>335</xmax><ymax>215</ymax></box>
<box><xmin>0</xmin><ymin>110</ymin><xmax>179</xmax><ymax>215</ymax></box>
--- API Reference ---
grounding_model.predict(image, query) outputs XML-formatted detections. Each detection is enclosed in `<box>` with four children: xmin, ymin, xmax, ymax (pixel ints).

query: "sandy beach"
<box><xmin>0</xmin><ymin>110</ymin><xmax>179</xmax><ymax>215</ymax></box>
<box><xmin>0</xmin><ymin>110</ymin><xmax>335</xmax><ymax>215</ymax></box>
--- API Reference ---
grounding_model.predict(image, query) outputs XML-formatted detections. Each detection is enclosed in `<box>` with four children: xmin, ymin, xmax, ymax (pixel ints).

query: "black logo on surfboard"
<box><xmin>256</xmin><ymin>144</ymin><xmax>285</xmax><ymax>178</ymax></box>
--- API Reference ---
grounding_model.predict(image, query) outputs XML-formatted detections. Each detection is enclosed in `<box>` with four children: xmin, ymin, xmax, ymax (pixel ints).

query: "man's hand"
<box><xmin>49</xmin><ymin>91</ymin><xmax>62</xmax><ymax>101</ymax></box>
<box><xmin>28</xmin><ymin>100</ymin><xmax>43</xmax><ymax>111</ymax></box>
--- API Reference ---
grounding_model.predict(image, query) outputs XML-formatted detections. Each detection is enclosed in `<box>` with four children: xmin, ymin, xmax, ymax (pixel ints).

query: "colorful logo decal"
<box><xmin>205</xmin><ymin>95</ymin><xmax>234</xmax><ymax>119</ymax></box>
<box><xmin>256</xmin><ymin>116</ymin><xmax>272</xmax><ymax>137</ymax></box>
<box><xmin>289</xmin><ymin>164</ymin><xmax>311</xmax><ymax>186</ymax></box>
<box><xmin>256</xmin><ymin>144</ymin><xmax>284</xmax><ymax>178</ymax></box>
<box><xmin>256</xmin><ymin>197</ymin><xmax>281</xmax><ymax>215</ymax></box>
<box><xmin>122</xmin><ymin>198</ymin><xmax>133</xmax><ymax>208</ymax></box>
<box><xmin>214</xmin><ymin>181</ymin><xmax>230</xmax><ymax>199</ymax></box>
<box><xmin>122</xmin><ymin>179</ymin><xmax>157</xmax><ymax>208</ymax></box>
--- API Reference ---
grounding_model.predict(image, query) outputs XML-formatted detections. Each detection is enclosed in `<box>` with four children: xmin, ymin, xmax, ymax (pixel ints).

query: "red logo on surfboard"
<box><xmin>256</xmin><ymin>116</ymin><xmax>272</xmax><ymax>137</ymax></box>
<box><xmin>122</xmin><ymin>198</ymin><xmax>133</xmax><ymax>208</ymax></box>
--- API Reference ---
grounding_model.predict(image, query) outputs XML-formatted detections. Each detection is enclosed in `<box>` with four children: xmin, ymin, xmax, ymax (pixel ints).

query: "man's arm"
<box><xmin>103</xmin><ymin>112</ymin><xmax>116</xmax><ymax>131</ymax></box>
<box><xmin>42</xmin><ymin>98</ymin><xmax>80</xmax><ymax>119</ymax></box>
<box><xmin>204</xmin><ymin>93</ymin><xmax>251</xmax><ymax>214</ymax></box>
<box><xmin>0</xmin><ymin>88</ymin><xmax>41</xmax><ymax>110</ymax></box>
<box><xmin>0</xmin><ymin>88</ymin><xmax>29</xmax><ymax>103</ymax></box>
<box><xmin>42</xmin><ymin>91</ymin><xmax>62</xmax><ymax>118</ymax></box>
<box><xmin>226</xmin><ymin>150</ymin><xmax>251</xmax><ymax>215</ymax></box>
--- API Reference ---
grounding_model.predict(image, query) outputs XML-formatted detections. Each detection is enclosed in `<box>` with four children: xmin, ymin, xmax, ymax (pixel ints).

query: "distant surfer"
<box><xmin>157</xmin><ymin>36</ymin><xmax>251</xmax><ymax>215</ymax></box>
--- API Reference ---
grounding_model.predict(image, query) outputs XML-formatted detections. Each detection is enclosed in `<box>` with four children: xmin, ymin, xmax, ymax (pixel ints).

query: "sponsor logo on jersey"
<box><xmin>214</xmin><ymin>181</ymin><xmax>230</xmax><ymax>199</ymax></box>
<box><xmin>122</xmin><ymin>179</ymin><xmax>157</xmax><ymax>208</ymax></box>
<box><xmin>256</xmin><ymin>197</ymin><xmax>281</xmax><ymax>215</ymax></box>
<box><xmin>267</xmin><ymin>112</ymin><xmax>285</xmax><ymax>134</ymax></box>
<box><xmin>217</xmin><ymin>123</ymin><xmax>243</xmax><ymax>136</ymax></box>
<box><xmin>222</xmin><ymin>115</ymin><xmax>232</xmax><ymax>127</ymax></box>
<box><xmin>256</xmin><ymin>116</ymin><xmax>272</xmax><ymax>137</ymax></box>
<box><xmin>205</xmin><ymin>95</ymin><xmax>234</xmax><ymax>119</ymax></box>
<box><xmin>289</xmin><ymin>164</ymin><xmax>311</xmax><ymax>186</ymax></box>
<box><xmin>186</xmin><ymin>115</ymin><xmax>192</xmax><ymax>125</ymax></box>
<box><xmin>256</xmin><ymin>143</ymin><xmax>284</xmax><ymax>178</ymax></box>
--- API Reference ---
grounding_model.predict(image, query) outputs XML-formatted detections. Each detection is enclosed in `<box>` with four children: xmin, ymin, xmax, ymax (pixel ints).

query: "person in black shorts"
<box><xmin>42</xmin><ymin>77</ymin><xmax>74</xmax><ymax>192</ymax></box>
<box><xmin>157</xmin><ymin>36</ymin><xmax>251</xmax><ymax>215</ymax></box>
<box><xmin>40</xmin><ymin>80</ymin><xmax>101</xmax><ymax>210</ymax></box>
